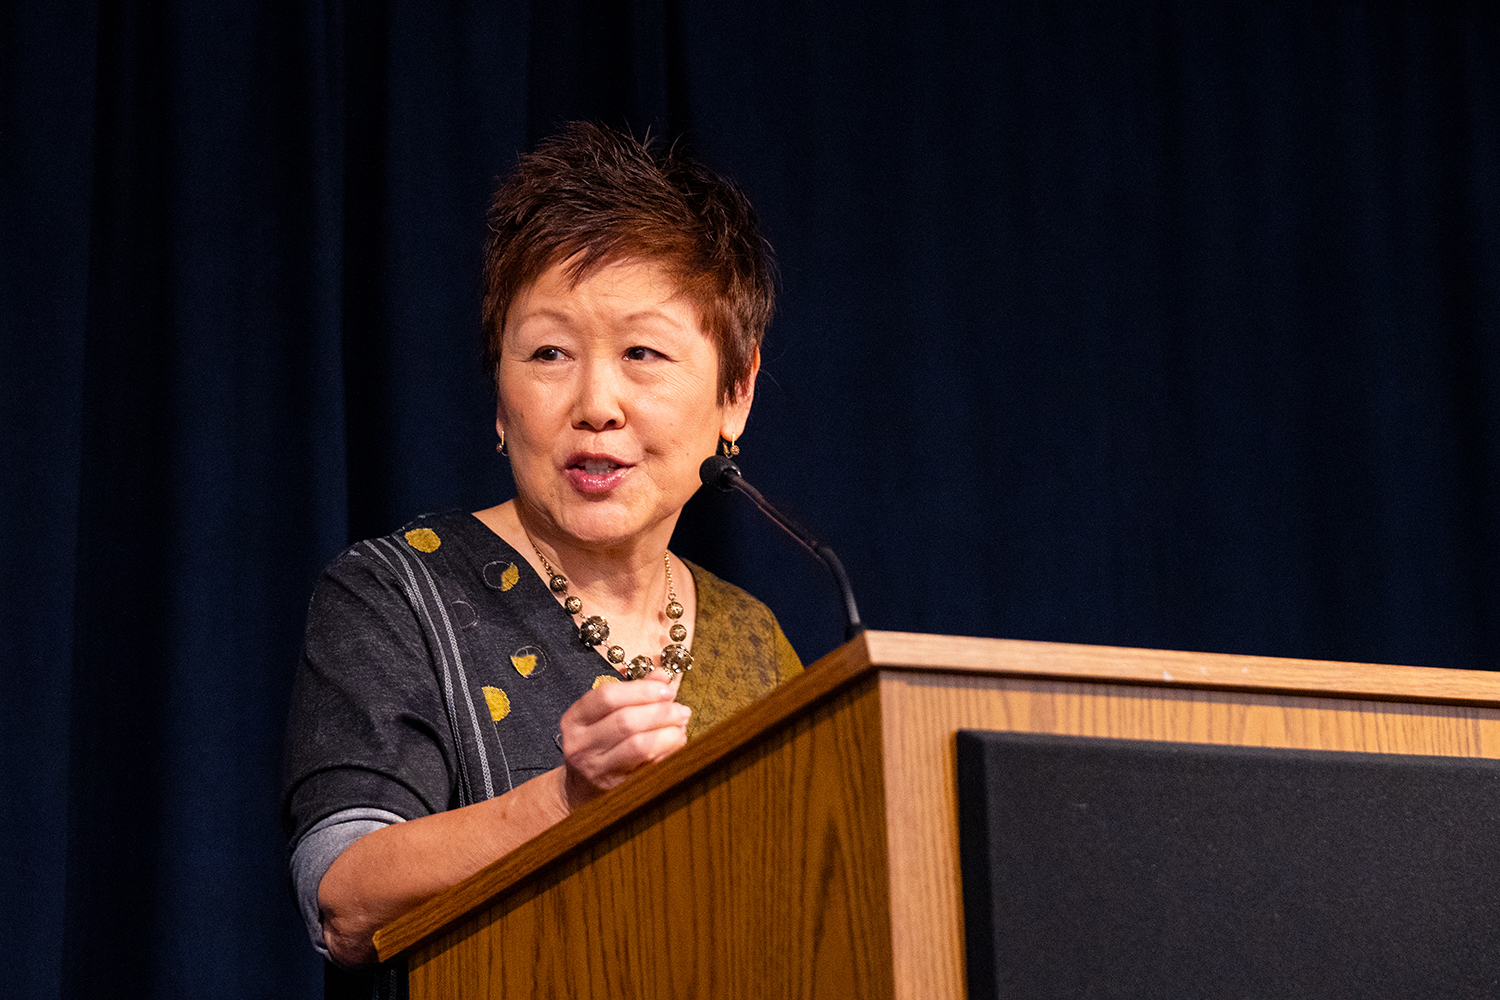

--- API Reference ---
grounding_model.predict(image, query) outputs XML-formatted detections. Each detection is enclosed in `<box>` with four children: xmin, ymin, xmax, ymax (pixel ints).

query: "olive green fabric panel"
<box><xmin>680</xmin><ymin>559</ymin><xmax>804</xmax><ymax>739</ymax></box>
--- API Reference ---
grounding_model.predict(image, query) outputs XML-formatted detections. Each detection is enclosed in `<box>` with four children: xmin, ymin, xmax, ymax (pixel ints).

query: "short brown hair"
<box><xmin>481</xmin><ymin>122</ymin><xmax>775</xmax><ymax>404</ymax></box>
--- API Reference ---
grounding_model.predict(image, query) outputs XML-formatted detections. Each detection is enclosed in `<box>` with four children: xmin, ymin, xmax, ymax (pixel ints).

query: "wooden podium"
<box><xmin>372</xmin><ymin>631</ymin><xmax>1500</xmax><ymax>999</ymax></box>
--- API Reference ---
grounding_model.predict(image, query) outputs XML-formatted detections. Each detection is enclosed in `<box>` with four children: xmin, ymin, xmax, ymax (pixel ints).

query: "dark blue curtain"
<box><xmin>4</xmin><ymin>2</ymin><xmax>1497</xmax><ymax>996</ymax></box>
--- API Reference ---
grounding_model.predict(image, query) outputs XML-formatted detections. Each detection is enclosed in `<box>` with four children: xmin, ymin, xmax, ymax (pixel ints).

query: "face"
<box><xmin>496</xmin><ymin>258</ymin><xmax>755</xmax><ymax>553</ymax></box>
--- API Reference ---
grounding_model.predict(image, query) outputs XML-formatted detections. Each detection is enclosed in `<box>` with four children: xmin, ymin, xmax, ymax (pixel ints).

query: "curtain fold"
<box><xmin>2</xmin><ymin>7</ymin><xmax>97</xmax><ymax>997</ymax></box>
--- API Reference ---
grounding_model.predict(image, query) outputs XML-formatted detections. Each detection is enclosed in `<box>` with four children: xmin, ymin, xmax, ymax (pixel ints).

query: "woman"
<box><xmin>281</xmin><ymin>123</ymin><xmax>802</xmax><ymax>989</ymax></box>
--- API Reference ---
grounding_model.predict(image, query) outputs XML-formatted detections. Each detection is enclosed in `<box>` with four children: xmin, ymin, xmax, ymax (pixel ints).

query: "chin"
<box><xmin>552</xmin><ymin>500</ymin><xmax>665</xmax><ymax>548</ymax></box>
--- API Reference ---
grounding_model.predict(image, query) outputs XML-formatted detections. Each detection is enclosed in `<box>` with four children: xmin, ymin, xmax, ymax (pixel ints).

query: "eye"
<box><xmin>531</xmin><ymin>346</ymin><xmax>565</xmax><ymax>362</ymax></box>
<box><xmin>625</xmin><ymin>346</ymin><xmax>664</xmax><ymax>361</ymax></box>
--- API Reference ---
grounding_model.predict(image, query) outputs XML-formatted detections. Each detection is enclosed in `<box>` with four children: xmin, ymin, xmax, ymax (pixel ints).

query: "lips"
<box><xmin>564</xmin><ymin>453</ymin><xmax>632</xmax><ymax>494</ymax></box>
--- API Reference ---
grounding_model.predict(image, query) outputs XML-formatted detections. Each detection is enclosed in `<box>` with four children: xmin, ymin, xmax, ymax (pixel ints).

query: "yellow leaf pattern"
<box><xmin>482</xmin><ymin>685</ymin><xmax>510</xmax><ymax>722</ymax></box>
<box><xmin>404</xmin><ymin>528</ymin><xmax>441</xmax><ymax>553</ymax></box>
<box><xmin>592</xmin><ymin>674</ymin><xmax>622</xmax><ymax>689</ymax></box>
<box><xmin>499</xmin><ymin>562</ymin><xmax>520</xmax><ymax>591</ymax></box>
<box><xmin>511</xmin><ymin>652</ymin><xmax>537</xmax><ymax>677</ymax></box>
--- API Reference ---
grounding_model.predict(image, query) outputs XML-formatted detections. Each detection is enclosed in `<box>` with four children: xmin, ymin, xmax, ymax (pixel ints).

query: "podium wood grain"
<box><xmin>405</xmin><ymin>677</ymin><xmax>896</xmax><ymax>999</ymax></box>
<box><xmin>376</xmin><ymin>631</ymin><xmax>1500</xmax><ymax>1000</ymax></box>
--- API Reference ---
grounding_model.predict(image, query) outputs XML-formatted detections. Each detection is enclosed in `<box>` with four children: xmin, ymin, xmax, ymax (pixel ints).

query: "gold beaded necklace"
<box><xmin>530</xmin><ymin>543</ymin><xmax>694</xmax><ymax>680</ymax></box>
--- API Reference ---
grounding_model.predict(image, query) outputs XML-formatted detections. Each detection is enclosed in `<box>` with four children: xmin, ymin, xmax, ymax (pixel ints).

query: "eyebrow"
<box><xmin>518</xmin><ymin>308</ymin><xmax>577</xmax><ymax>326</ymax></box>
<box><xmin>620</xmin><ymin>307</ymin><xmax>686</xmax><ymax>327</ymax></box>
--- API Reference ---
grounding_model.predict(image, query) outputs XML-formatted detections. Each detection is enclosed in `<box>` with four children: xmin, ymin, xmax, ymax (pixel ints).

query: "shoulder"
<box><xmin>330</xmin><ymin>511</ymin><xmax>491</xmax><ymax>567</ymax></box>
<box><xmin>300</xmin><ymin>514</ymin><xmax>484</xmax><ymax>690</ymax></box>
<box><xmin>316</xmin><ymin>512</ymin><xmax>499</xmax><ymax>595</ymax></box>
<box><xmin>678</xmin><ymin>559</ymin><xmax>802</xmax><ymax>738</ymax></box>
<box><xmin>686</xmin><ymin>559</ymin><xmax>798</xmax><ymax>670</ymax></box>
<box><xmin>688</xmin><ymin>559</ymin><xmax>776</xmax><ymax>624</ymax></box>
<box><xmin>301</xmin><ymin>511</ymin><xmax>517</xmax><ymax>685</ymax></box>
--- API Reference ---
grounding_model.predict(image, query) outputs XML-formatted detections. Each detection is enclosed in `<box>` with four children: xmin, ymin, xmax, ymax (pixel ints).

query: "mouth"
<box><xmin>564</xmin><ymin>453</ymin><xmax>632</xmax><ymax>494</ymax></box>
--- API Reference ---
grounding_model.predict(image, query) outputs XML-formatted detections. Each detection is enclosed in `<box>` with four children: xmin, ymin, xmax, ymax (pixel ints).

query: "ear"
<box><xmin>720</xmin><ymin>346</ymin><xmax>760</xmax><ymax>443</ymax></box>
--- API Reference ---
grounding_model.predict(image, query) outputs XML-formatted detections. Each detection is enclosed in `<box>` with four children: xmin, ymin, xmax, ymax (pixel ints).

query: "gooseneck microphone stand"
<box><xmin>699</xmin><ymin>455</ymin><xmax>865</xmax><ymax>643</ymax></box>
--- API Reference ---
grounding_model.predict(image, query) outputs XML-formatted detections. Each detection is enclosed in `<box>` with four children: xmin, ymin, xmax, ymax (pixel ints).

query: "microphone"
<box><xmin>699</xmin><ymin>455</ymin><xmax>865</xmax><ymax>642</ymax></box>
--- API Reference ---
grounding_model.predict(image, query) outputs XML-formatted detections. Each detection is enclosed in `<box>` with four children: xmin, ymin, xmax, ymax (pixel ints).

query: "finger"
<box><xmin>563</xmin><ymin>701</ymin><xmax>690</xmax><ymax>782</ymax></box>
<box><xmin>641</xmin><ymin>721</ymin><xmax>689</xmax><ymax>763</ymax></box>
<box><xmin>603</xmin><ymin>699</ymin><xmax>690</xmax><ymax>744</ymax></box>
<box><xmin>565</xmin><ymin>677</ymin><xmax>677</xmax><ymax>727</ymax></box>
<box><xmin>579</xmin><ymin>721</ymin><xmax>689</xmax><ymax>780</ymax></box>
<box><xmin>562</xmin><ymin>719</ymin><xmax>690</xmax><ymax>805</ymax></box>
<box><xmin>565</xmin><ymin>699</ymin><xmax>690</xmax><ymax>757</ymax></box>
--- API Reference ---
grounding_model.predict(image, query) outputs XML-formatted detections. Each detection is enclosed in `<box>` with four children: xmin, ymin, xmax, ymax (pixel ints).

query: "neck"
<box><xmin>473</xmin><ymin>498</ymin><xmax>698</xmax><ymax>670</ymax></box>
<box><xmin>478</xmin><ymin>499</ymin><xmax>676</xmax><ymax>612</ymax></box>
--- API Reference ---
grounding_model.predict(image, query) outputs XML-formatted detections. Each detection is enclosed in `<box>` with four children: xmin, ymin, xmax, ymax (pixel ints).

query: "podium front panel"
<box><xmin>875</xmin><ymin>668</ymin><xmax>1500</xmax><ymax>1000</ymax></box>
<box><xmin>956</xmin><ymin>730</ymin><xmax>1500</xmax><ymax>999</ymax></box>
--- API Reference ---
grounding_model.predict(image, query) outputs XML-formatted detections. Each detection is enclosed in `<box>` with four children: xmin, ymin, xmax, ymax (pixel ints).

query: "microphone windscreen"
<box><xmin>699</xmin><ymin>455</ymin><xmax>742</xmax><ymax>491</ymax></box>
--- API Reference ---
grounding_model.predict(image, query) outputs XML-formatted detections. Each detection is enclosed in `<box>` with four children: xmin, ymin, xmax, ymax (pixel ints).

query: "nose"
<box><xmin>572</xmin><ymin>356</ymin><xmax>625</xmax><ymax>432</ymax></box>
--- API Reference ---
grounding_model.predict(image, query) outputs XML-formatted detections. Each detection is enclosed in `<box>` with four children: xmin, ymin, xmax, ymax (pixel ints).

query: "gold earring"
<box><xmin>717</xmin><ymin>435</ymin><xmax>739</xmax><ymax>458</ymax></box>
<box><xmin>496</xmin><ymin>430</ymin><xmax>507</xmax><ymax>456</ymax></box>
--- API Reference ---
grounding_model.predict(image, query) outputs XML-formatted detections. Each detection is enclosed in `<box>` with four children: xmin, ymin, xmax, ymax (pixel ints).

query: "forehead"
<box><xmin>507</xmin><ymin>256</ymin><xmax>705</xmax><ymax>332</ymax></box>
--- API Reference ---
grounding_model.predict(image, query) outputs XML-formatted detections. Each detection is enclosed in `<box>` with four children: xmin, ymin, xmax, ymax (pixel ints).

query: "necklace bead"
<box><xmin>662</xmin><ymin>644</ymin><xmax>693</xmax><ymax>674</ymax></box>
<box><xmin>578</xmin><ymin>615</ymin><xmax>610</xmax><ymax>646</ymax></box>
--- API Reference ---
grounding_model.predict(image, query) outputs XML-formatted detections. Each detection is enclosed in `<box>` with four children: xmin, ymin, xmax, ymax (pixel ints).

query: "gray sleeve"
<box><xmin>288</xmin><ymin>807</ymin><xmax>406</xmax><ymax>959</ymax></box>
